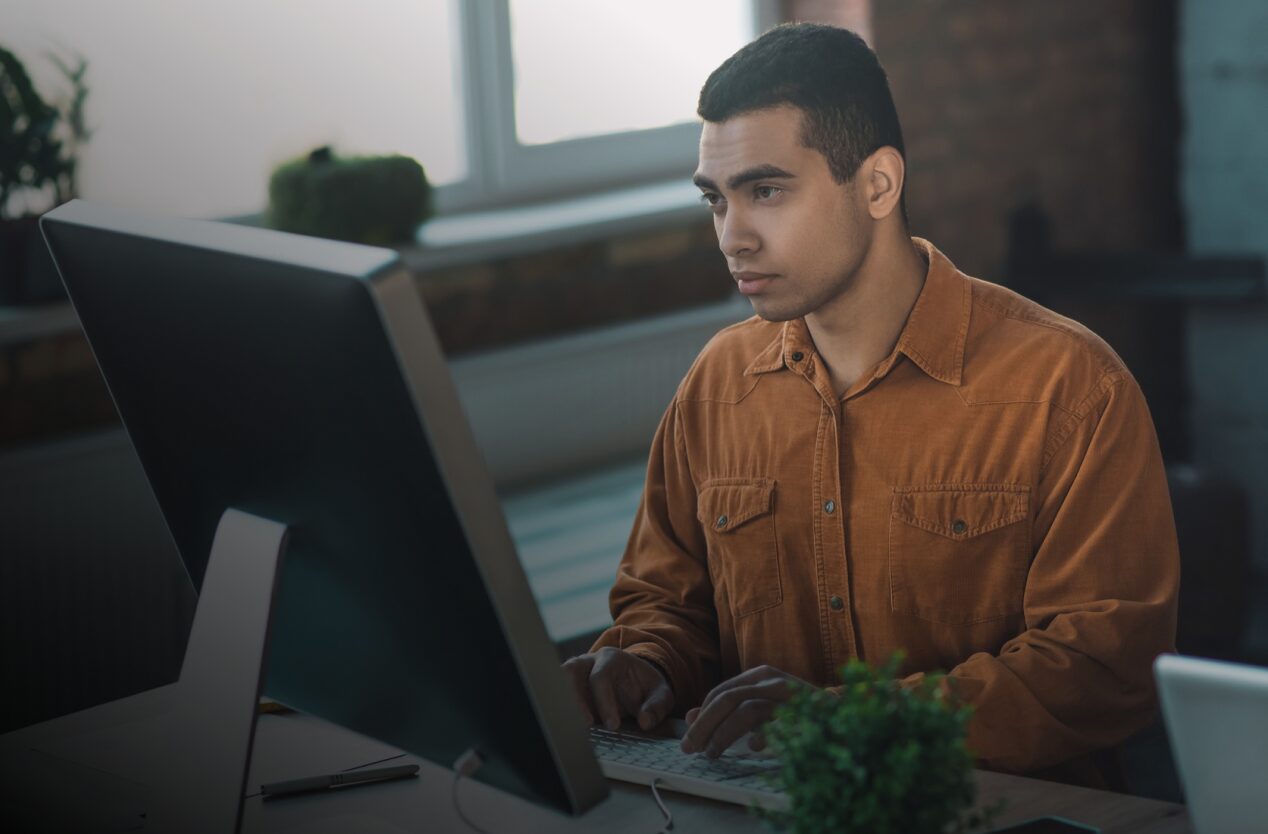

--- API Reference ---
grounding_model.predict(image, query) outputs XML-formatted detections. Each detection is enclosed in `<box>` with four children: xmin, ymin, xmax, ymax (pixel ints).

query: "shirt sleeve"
<box><xmin>588</xmin><ymin>399</ymin><xmax>721</xmax><ymax>712</ymax></box>
<box><xmin>917</xmin><ymin>371</ymin><xmax>1180</xmax><ymax>773</ymax></box>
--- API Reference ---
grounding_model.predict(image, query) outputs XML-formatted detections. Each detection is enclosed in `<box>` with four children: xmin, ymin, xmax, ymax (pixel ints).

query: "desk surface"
<box><xmin>241</xmin><ymin>712</ymin><xmax>1189</xmax><ymax>834</ymax></box>
<box><xmin>1</xmin><ymin>694</ymin><xmax>1188</xmax><ymax>834</ymax></box>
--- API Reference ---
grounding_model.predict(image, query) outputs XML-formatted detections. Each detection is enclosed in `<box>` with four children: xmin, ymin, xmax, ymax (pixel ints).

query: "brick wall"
<box><xmin>417</xmin><ymin>222</ymin><xmax>729</xmax><ymax>355</ymax></box>
<box><xmin>792</xmin><ymin>0</ymin><xmax>1183</xmax><ymax>281</ymax></box>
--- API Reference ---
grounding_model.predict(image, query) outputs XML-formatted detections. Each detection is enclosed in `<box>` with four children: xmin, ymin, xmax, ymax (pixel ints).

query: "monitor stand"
<box><xmin>0</xmin><ymin>508</ymin><xmax>289</xmax><ymax>834</ymax></box>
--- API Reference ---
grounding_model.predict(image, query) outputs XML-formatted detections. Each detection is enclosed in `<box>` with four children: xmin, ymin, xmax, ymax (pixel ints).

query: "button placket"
<box><xmin>830</xmin><ymin>404</ymin><xmax>859</xmax><ymax>657</ymax></box>
<box><xmin>812</xmin><ymin>396</ymin><xmax>859</xmax><ymax>677</ymax></box>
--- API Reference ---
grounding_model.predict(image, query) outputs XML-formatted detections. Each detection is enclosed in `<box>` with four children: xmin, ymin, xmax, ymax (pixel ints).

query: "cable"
<box><xmin>452</xmin><ymin>748</ymin><xmax>492</xmax><ymax>834</ymax></box>
<box><xmin>649</xmin><ymin>778</ymin><xmax>674</xmax><ymax>833</ymax></box>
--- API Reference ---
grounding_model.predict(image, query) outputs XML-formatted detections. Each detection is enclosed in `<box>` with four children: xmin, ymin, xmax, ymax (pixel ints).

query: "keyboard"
<box><xmin>590</xmin><ymin>725</ymin><xmax>789</xmax><ymax>811</ymax></box>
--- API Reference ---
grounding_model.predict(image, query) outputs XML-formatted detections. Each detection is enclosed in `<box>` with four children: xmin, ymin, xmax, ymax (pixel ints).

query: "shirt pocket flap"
<box><xmin>893</xmin><ymin>485</ymin><xmax>1029</xmax><ymax>540</ymax></box>
<box><xmin>697</xmin><ymin>478</ymin><xmax>775</xmax><ymax>532</ymax></box>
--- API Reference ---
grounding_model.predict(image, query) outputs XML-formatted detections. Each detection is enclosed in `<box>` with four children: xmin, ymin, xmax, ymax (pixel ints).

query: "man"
<box><xmin>563</xmin><ymin>23</ymin><xmax>1178</xmax><ymax>787</ymax></box>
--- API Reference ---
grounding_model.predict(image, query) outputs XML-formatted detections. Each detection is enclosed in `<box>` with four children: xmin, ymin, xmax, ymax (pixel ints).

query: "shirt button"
<box><xmin>716</xmin><ymin>515</ymin><xmax>728</xmax><ymax>529</ymax></box>
<box><xmin>829</xmin><ymin>595</ymin><xmax>844</xmax><ymax>611</ymax></box>
<box><xmin>824</xmin><ymin>499</ymin><xmax>835</xmax><ymax>514</ymax></box>
<box><xmin>791</xmin><ymin>351</ymin><xmax>804</xmax><ymax>362</ymax></box>
<box><xmin>952</xmin><ymin>519</ymin><xmax>967</xmax><ymax>535</ymax></box>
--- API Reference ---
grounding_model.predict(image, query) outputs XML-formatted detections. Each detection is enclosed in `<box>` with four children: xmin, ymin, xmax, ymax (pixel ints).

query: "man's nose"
<box><xmin>717</xmin><ymin>207</ymin><xmax>759</xmax><ymax>259</ymax></box>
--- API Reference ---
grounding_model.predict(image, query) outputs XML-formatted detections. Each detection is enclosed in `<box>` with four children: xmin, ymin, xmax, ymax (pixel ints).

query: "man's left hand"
<box><xmin>680</xmin><ymin>665</ymin><xmax>812</xmax><ymax>758</ymax></box>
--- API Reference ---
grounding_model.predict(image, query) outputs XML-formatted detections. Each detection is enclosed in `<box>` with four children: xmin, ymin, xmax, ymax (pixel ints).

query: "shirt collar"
<box><xmin>743</xmin><ymin>237</ymin><xmax>970</xmax><ymax>387</ymax></box>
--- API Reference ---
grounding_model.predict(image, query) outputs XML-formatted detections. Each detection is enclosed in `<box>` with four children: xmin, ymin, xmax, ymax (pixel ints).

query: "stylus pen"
<box><xmin>261</xmin><ymin>763</ymin><xmax>420</xmax><ymax>798</ymax></box>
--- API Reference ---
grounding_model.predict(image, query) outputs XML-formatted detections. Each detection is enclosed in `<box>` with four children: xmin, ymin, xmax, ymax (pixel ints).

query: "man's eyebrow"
<box><xmin>692</xmin><ymin>164</ymin><xmax>796</xmax><ymax>192</ymax></box>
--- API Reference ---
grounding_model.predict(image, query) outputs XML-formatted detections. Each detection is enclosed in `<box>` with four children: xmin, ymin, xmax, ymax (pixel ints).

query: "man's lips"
<box><xmin>733</xmin><ymin>271</ymin><xmax>777</xmax><ymax>295</ymax></box>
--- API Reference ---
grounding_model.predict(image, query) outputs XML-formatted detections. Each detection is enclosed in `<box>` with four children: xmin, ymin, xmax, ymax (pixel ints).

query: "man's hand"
<box><xmin>680</xmin><ymin>665</ymin><xmax>810</xmax><ymax>758</ymax></box>
<box><xmin>562</xmin><ymin>647</ymin><xmax>675</xmax><ymax>731</ymax></box>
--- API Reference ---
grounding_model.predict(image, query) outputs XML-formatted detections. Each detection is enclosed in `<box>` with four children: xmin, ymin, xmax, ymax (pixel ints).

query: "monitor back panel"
<box><xmin>40</xmin><ymin>201</ymin><xmax>606</xmax><ymax>813</ymax></box>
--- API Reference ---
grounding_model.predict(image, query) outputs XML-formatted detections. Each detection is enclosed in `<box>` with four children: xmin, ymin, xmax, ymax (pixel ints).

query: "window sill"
<box><xmin>401</xmin><ymin>178</ymin><xmax>705</xmax><ymax>271</ymax></box>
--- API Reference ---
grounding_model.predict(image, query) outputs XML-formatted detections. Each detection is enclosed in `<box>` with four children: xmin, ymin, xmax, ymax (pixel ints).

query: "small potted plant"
<box><xmin>761</xmin><ymin>653</ymin><xmax>997</xmax><ymax>834</ymax></box>
<box><xmin>266</xmin><ymin>145</ymin><xmax>432</xmax><ymax>246</ymax></box>
<box><xmin>0</xmin><ymin>43</ymin><xmax>89</xmax><ymax>305</ymax></box>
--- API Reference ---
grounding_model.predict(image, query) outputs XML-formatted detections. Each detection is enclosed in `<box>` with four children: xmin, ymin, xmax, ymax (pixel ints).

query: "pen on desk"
<box><xmin>260</xmin><ymin>763</ymin><xmax>420</xmax><ymax>798</ymax></box>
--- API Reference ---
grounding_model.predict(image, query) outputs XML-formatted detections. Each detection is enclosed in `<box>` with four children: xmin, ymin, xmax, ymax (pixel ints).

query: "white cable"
<box><xmin>451</xmin><ymin>748</ymin><xmax>492</xmax><ymax>834</ymax></box>
<box><xmin>649</xmin><ymin>778</ymin><xmax>674</xmax><ymax>832</ymax></box>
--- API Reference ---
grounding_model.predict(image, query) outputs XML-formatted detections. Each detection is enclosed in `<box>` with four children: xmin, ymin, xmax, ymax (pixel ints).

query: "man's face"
<box><xmin>694</xmin><ymin>104</ymin><xmax>871</xmax><ymax>322</ymax></box>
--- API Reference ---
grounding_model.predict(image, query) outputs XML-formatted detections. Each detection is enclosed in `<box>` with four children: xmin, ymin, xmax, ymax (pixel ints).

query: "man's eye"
<box><xmin>754</xmin><ymin>185</ymin><xmax>782</xmax><ymax>200</ymax></box>
<box><xmin>699</xmin><ymin>192</ymin><xmax>724</xmax><ymax>209</ymax></box>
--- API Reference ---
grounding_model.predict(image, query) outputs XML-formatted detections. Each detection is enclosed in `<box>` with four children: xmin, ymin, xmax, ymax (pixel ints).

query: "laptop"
<box><xmin>1155</xmin><ymin>653</ymin><xmax>1268</xmax><ymax>834</ymax></box>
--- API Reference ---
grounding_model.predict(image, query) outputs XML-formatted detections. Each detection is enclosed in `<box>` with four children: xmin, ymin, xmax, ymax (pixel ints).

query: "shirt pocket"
<box><xmin>697</xmin><ymin>477</ymin><xmax>782</xmax><ymax>618</ymax></box>
<box><xmin>888</xmin><ymin>484</ymin><xmax>1031</xmax><ymax>624</ymax></box>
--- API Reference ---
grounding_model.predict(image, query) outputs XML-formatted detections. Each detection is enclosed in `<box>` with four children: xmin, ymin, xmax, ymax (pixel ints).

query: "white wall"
<box><xmin>5</xmin><ymin>0</ymin><xmax>465</xmax><ymax>219</ymax></box>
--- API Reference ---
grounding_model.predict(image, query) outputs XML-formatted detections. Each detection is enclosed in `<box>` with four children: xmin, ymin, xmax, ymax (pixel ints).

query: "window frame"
<box><xmin>434</xmin><ymin>0</ymin><xmax>781</xmax><ymax>215</ymax></box>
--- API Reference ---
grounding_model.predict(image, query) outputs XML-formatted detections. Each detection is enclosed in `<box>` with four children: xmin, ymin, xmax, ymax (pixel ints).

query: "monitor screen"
<box><xmin>39</xmin><ymin>200</ymin><xmax>608</xmax><ymax>815</ymax></box>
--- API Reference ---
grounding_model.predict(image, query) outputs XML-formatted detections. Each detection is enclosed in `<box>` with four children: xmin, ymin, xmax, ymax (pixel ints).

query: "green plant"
<box><xmin>0</xmin><ymin>44</ymin><xmax>89</xmax><ymax>219</ymax></box>
<box><xmin>266</xmin><ymin>146</ymin><xmax>432</xmax><ymax>246</ymax></box>
<box><xmin>761</xmin><ymin>653</ymin><xmax>995</xmax><ymax>834</ymax></box>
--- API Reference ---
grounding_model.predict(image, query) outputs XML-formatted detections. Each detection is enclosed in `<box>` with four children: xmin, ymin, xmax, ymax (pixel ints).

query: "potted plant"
<box><xmin>0</xmin><ymin>44</ymin><xmax>89</xmax><ymax>305</ymax></box>
<box><xmin>266</xmin><ymin>145</ymin><xmax>432</xmax><ymax>246</ymax></box>
<box><xmin>761</xmin><ymin>654</ymin><xmax>998</xmax><ymax>834</ymax></box>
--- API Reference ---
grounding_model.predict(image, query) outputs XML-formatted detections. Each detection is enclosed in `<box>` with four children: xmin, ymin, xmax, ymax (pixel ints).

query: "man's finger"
<box><xmin>589</xmin><ymin>655</ymin><xmax>624</xmax><ymax>731</ymax></box>
<box><xmin>638</xmin><ymin>682</ymin><xmax>674</xmax><ymax>730</ymax></box>
<box><xmin>614</xmin><ymin>669</ymin><xmax>644</xmax><ymax>721</ymax></box>
<box><xmin>684</xmin><ymin>677</ymin><xmax>793</xmax><ymax>754</ymax></box>
<box><xmin>698</xmin><ymin>665</ymin><xmax>778</xmax><ymax>711</ymax></box>
<box><xmin>705</xmin><ymin>699</ymin><xmax>775</xmax><ymax>758</ymax></box>
<box><xmin>682</xmin><ymin>683</ymin><xmax>758</xmax><ymax>753</ymax></box>
<box><xmin>562</xmin><ymin>655</ymin><xmax>596</xmax><ymax>725</ymax></box>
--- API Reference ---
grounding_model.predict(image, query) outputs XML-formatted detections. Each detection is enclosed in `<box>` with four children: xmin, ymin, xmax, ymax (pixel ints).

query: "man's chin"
<box><xmin>746</xmin><ymin>297</ymin><xmax>802</xmax><ymax>323</ymax></box>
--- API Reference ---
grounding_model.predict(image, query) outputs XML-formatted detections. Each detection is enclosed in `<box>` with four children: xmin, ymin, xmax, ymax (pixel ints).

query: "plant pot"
<box><xmin>0</xmin><ymin>215</ymin><xmax>67</xmax><ymax>306</ymax></box>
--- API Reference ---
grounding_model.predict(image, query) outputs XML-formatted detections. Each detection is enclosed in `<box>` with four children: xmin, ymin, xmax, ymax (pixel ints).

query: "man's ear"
<box><xmin>862</xmin><ymin>146</ymin><xmax>905</xmax><ymax>221</ymax></box>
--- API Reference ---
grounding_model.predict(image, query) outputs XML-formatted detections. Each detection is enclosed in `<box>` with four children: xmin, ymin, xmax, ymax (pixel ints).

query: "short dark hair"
<box><xmin>698</xmin><ymin>23</ymin><xmax>907</xmax><ymax>218</ymax></box>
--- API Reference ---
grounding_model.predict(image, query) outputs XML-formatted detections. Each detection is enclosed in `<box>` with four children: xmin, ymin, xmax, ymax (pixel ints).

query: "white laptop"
<box><xmin>1155</xmin><ymin>653</ymin><xmax>1268</xmax><ymax>834</ymax></box>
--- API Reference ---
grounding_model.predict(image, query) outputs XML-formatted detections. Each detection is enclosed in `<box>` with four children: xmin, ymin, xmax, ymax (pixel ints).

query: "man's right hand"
<box><xmin>562</xmin><ymin>647</ymin><xmax>675</xmax><ymax>731</ymax></box>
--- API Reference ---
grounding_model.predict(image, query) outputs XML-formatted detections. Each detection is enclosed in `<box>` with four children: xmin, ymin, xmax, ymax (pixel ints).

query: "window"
<box><xmin>7</xmin><ymin>0</ymin><xmax>772</xmax><ymax>221</ymax></box>
<box><xmin>443</xmin><ymin>0</ymin><xmax>772</xmax><ymax>212</ymax></box>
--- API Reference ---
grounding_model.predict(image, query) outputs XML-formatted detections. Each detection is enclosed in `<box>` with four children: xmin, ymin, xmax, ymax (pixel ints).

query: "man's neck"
<box><xmin>804</xmin><ymin>232</ymin><xmax>929</xmax><ymax>399</ymax></box>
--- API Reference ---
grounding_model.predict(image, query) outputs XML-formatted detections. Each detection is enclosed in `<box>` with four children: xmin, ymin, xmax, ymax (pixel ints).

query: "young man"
<box><xmin>563</xmin><ymin>23</ymin><xmax>1179</xmax><ymax>787</ymax></box>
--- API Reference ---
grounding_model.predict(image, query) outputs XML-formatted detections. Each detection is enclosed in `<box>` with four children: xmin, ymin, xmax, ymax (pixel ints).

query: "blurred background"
<box><xmin>2</xmin><ymin>0</ymin><xmax>1266</xmax><ymax>803</ymax></box>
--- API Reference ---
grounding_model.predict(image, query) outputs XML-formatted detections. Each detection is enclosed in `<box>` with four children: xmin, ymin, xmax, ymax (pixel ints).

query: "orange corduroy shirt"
<box><xmin>591</xmin><ymin>237</ymin><xmax>1180</xmax><ymax>784</ymax></box>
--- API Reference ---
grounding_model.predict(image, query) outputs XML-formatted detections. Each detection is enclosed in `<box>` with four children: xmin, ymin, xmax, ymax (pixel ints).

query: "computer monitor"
<box><xmin>39</xmin><ymin>200</ymin><xmax>608</xmax><ymax>815</ymax></box>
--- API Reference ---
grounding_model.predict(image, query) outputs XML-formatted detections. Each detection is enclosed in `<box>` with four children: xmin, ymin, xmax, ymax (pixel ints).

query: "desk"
<box><xmin>1</xmin><ymin>701</ymin><xmax>1188</xmax><ymax>834</ymax></box>
<box><xmin>239</xmin><ymin>713</ymin><xmax>1188</xmax><ymax>834</ymax></box>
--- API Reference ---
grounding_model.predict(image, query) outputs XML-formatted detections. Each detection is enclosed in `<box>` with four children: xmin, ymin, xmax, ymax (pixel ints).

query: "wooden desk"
<box><xmin>240</xmin><ymin>713</ymin><xmax>1189</xmax><ymax>834</ymax></box>
<box><xmin>973</xmin><ymin>770</ymin><xmax>1187</xmax><ymax>833</ymax></box>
